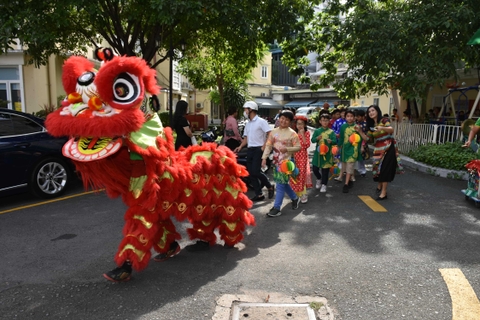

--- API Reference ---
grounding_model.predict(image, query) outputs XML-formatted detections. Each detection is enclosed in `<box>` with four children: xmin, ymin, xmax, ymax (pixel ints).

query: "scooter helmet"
<box><xmin>243</xmin><ymin>101</ymin><xmax>258</xmax><ymax>111</ymax></box>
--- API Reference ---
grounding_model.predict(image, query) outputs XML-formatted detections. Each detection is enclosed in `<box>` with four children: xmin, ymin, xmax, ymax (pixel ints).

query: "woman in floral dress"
<box><xmin>357</xmin><ymin>105</ymin><xmax>404</xmax><ymax>200</ymax></box>
<box><xmin>290</xmin><ymin>116</ymin><xmax>313</xmax><ymax>203</ymax></box>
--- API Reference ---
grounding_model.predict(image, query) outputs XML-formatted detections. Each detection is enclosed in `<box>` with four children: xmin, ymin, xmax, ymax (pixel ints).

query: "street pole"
<box><xmin>169</xmin><ymin>36</ymin><xmax>173</xmax><ymax>127</ymax></box>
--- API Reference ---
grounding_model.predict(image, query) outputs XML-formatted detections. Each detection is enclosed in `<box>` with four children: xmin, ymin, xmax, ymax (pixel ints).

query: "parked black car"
<box><xmin>0</xmin><ymin>109</ymin><xmax>74</xmax><ymax>198</ymax></box>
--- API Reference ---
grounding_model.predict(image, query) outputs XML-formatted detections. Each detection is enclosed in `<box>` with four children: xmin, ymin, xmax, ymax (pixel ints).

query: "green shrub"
<box><xmin>310</xmin><ymin>111</ymin><xmax>320</xmax><ymax>127</ymax></box>
<box><xmin>33</xmin><ymin>103</ymin><xmax>58</xmax><ymax>119</ymax></box>
<box><xmin>407</xmin><ymin>142</ymin><xmax>478</xmax><ymax>171</ymax></box>
<box><xmin>159</xmin><ymin>111</ymin><xmax>170</xmax><ymax>127</ymax></box>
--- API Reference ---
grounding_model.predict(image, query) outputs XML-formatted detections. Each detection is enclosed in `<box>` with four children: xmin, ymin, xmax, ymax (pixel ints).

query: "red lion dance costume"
<box><xmin>46</xmin><ymin>49</ymin><xmax>255</xmax><ymax>282</ymax></box>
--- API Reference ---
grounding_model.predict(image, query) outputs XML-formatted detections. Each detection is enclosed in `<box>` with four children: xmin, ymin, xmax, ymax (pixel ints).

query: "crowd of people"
<box><xmin>236</xmin><ymin>102</ymin><xmax>403</xmax><ymax>216</ymax></box>
<box><xmin>170</xmin><ymin>100</ymin><xmax>404</xmax><ymax>217</ymax></box>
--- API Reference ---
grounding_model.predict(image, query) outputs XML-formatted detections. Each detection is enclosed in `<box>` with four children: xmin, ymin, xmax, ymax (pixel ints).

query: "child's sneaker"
<box><xmin>334</xmin><ymin>175</ymin><xmax>342</xmax><ymax>182</ymax></box>
<box><xmin>300</xmin><ymin>194</ymin><xmax>308</xmax><ymax>203</ymax></box>
<box><xmin>291</xmin><ymin>197</ymin><xmax>300</xmax><ymax>210</ymax></box>
<box><xmin>315</xmin><ymin>180</ymin><xmax>322</xmax><ymax>189</ymax></box>
<box><xmin>320</xmin><ymin>184</ymin><xmax>327</xmax><ymax>193</ymax></box>
<box><xmin>267</xmin><ymin>207</ymin><xmax>282</xmax><ymax>217</ymax></box>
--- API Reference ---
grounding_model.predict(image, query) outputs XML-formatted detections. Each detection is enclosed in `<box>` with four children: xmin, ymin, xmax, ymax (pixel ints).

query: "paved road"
<box><xmin>1</xmin><ymin>157</ymin><xmax>479</xmax><ymax>319</ymax></box>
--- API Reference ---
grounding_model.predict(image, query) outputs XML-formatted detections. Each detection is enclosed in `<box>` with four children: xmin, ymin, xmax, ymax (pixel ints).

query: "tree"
<box><xmin>281</xmin><ymin>0</ymin><xmax>480</xmax><ymax>114</ymax></box>
<box><xmin>1</xmin><ymin>0</ymin><xmax>317</xmax><ymax>68</ymax></box>
<box><xmin>177</xmin><ymin>28</ymin><xmax>265</xmax><ymax>120</ymax></box>
<box><xmin>174</xmin><ymin>0</ymin><xmax>317</xmax><ymax>119</ymax></box>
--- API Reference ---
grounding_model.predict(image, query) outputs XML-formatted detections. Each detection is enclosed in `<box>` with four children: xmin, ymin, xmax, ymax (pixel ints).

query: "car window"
<box><xmin>0</xmin><ymin>112</ymin><xmax>44</xmax><ymax>137</ymax></box>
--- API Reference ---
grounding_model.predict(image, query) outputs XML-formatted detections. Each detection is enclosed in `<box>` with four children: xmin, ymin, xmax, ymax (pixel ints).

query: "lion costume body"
<box><xmin>45</xmin><ymin>51</ymin><xmax>254</xmax><ymax>280</ymax></box>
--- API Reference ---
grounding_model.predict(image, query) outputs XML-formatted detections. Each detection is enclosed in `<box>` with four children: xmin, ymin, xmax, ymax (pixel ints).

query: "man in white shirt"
<box><xmin>234</xmin><ymin>101</ymin><xmax>274</xmax><ymax>201</ymax></box>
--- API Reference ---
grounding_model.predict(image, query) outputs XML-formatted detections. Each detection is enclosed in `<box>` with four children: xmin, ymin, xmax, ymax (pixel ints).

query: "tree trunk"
<box><xmin>216</xmin><ymin>66</ymin><xmax>225</xmax><ymax>122</ymax></box>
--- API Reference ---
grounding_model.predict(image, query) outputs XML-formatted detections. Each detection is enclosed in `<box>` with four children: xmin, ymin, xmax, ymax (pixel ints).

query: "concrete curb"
<box><xmin>399</xmin><ymin>154</ymin><xmax>469</xmax><ymax>181</ymax></box>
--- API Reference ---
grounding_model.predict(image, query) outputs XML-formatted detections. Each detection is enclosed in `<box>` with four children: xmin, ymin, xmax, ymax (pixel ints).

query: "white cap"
<box><xmin>243</xmin><ymin>100</ymin><xmax>258</xmax><ymax>111</ymax></box>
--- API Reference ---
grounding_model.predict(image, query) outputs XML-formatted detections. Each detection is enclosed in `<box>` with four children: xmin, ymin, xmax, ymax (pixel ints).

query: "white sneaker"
<box><xmin>351</xmin><ymin>176</ymin><xmax>356</xmax><ymax>182</ymax></box>
<box><xmin>315</xmin><ymin>180</ymin><xmax>322</xmax><ymax>189</ymax></box>
<box><xmin>334</xmin><ymin>176</ymin><xmax>342</xmax><ymax>182</ymax></box>
<box><xmin>300</xmin><ymin>195</ymin><xmax>308</xmax><ymax>203</ymax></box>
<box><xmin>320</xmin><ymin>185</ymin><xmax>327</xmax><ymax>193</ymax></box>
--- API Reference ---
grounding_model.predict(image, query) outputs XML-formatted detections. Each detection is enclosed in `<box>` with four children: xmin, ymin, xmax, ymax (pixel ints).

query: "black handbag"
<box><xmin>225</xmin><ymin>129</ymin><xmax>235</xmax><ymax>137</ymax></box>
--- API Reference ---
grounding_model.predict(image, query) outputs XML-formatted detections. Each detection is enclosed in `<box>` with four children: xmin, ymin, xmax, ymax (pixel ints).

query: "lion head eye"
<box><xmin>78</xmin><ymin>71</ymin><xmax>95</xmax><ymax>86</ymax></box>
<box><xmin>112</xmin><ymin>72</ymin><xmax>140</xmax><ymax>105</ymax></box>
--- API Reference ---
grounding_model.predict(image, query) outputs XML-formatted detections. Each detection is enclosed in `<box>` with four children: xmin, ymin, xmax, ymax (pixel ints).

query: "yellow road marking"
<box><xmin>439</xmin><ymin>268</ymin><xmax>480</xmax><ymax>320</ymax></box>
<box><xmin>358</xmin><ymin>195</ymin><xmax>387</xmax><ymax>212</ymax></box>
<box><xmin>0</xmin><ymin>189</ymin><xmax>104</xmax><ymax>215</ymax></box>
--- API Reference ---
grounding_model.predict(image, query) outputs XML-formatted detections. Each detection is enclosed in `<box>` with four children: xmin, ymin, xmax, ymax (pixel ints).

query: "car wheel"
<box><xmin>30</xmin><ymin>157</ymin><xmax>71</xmax><ymax>198</ymax></box>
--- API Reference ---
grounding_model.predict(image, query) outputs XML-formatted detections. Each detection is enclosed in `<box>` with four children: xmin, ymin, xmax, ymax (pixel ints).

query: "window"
<box><xmin>0</xmin><ymin>112</ymin><xmax>43</xmax><ymax>137</ymax></box>
<box><xmin>261</xmin><ymin>66</ymin><xmax>268</xmax><ymax>79</ymax></box>
<box><xmin>0</xmin><ymin>67</ymin><xmax>22</xmax><ymax>111</ymax></box>
<box><xmin>373</xmin><ymin>98</ymin><xmax>379</xmax><ymax>106</ymax></box>
<box><xmin>0</xmin><ymin>83</ymin><xmax>7</xmax><ymax>108</ymax></box>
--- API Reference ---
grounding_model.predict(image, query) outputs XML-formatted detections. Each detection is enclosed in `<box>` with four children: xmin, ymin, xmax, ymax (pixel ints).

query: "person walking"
<box><xmin>338</xmin><ymin>110</ymin><xmax>363</xmax><ymax>193</ymax></box>
<box><xmin>172</xmin><ymin>100</ymin><xmax>193</xmax><ymax>151</ymax></box>
<box><xmin>311</xmin><ymin>113</ymin><xmax>337</xmax><ymax>193</ymax></box>
<box><xmin>332</xmin><ymin>108</ymin><xmax>347</xmax><ymax>181</ymax></box>
<box><xmin>354</xmin><ymin>109</ymin><xmax>368</xmax><ymax>178</ymax></box>
<box><xmin>290</xmin><ymin>115</ymin><xmax>312</xmax><ymax>203</ymax></box>
<box><xmin>261</xmin><ymin>110</ymin><xmax>301</xmax><ymax>217</ymax></box>
<box><xmin>356</xmin><ymin>105</ymin><xmax>404</xmax><ymax>200</ymax></box>
<box><xmin>234</xmin><ymin>101</ymin><xmax>275</xmax><ymax>201</ymax></box>
<box><xmin>223</xmin><ymin>107</ymin><xmax>242</xmax><ymax>151</ymax></box>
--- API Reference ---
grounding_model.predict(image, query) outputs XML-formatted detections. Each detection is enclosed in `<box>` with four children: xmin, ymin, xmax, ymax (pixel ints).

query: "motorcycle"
<box><xmin>196</xmin><ymin>126</ymin><xmax>218</xmax><ymax>144</ymax></box>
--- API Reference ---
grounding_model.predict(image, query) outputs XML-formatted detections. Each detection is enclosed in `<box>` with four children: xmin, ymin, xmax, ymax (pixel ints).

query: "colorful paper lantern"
<box><xmin>331</xmin><ymin>145</ymin><xmax>338</xmax><ymax>155</ymax></box>
<box><xmin>319</xmin><ymin>143</ymin><xmax>329</xmax><ymax>156</ymax></box>
<box><xmin>349</xmin><ymin>133</ymin><xmax>360</xmax><ymax>146</ymax></box>
<box><xmin>330</xmin><ymin>164</ymin><xmax>340</xmax><ymax>175</ymax></box>
<box><xmin>279</xmin><ymin>160</ymin><xmax>295</xmax><ymax>174</ymax></box>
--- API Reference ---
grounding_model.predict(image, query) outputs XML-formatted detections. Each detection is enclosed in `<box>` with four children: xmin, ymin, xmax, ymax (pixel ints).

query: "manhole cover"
<box><xmin>231</xmin><ymin>302</ymin><xmax>316</xmax><ymax>320</ymax></box>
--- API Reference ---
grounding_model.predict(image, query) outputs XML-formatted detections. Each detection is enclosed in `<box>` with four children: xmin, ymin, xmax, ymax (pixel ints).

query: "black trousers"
<box><xmin>247</xmin><ymin>147</ymin><xmax>272</xmax><ymax>196</ymax></box>
<box><xmin>225</xmin><ymin>138</ymin><xmax>240</xmax><ymax>151</ymax></box>
<box><xmin>312</xmin><ymin>165</ymin><xmax>330</xmax><ymax>185</ymax></box>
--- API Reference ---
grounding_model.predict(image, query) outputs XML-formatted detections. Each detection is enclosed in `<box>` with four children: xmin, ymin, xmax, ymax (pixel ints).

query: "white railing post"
<box><xmin>432</xmin><ymin>124</ymin><xmax>438</xmax><ymax>144</ymax></box>
<box><xmin>393</xmin><ymin>122</ymin><xmax>462</xmax><ymax>154</ymax></box>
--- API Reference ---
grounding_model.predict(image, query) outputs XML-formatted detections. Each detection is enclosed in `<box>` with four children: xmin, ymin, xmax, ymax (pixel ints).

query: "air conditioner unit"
<box><xmin>260</xmin><ymin>93</ymin><xmax>267</xmax><ymax>97</ymax></box>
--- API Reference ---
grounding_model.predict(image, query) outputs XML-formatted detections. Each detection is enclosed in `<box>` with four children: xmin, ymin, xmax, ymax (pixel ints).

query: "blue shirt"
<box><xmin>332</xmin><ymin>118</ymin><xmax>346</xmax><ymax>135</ymax></box>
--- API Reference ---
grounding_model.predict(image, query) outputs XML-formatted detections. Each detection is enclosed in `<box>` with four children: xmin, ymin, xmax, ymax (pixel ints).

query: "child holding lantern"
<box><xmin>338</xmin><ymin>110</ymin><xmax>364</xmax><ymax>193</ymax></box>
<box><xmin>261</xmin><ymin>110</ymin><xmax>301</xmax><ymax>217</ymax></box>
<box><xmin>290</xmin><ymin>115</ymin><xmax>313</xmax><ymax>203</ymax></box>
<box><xmin>311</xmin><ymin>114</ymin><xmax>338</xmax><ymax>193</ymax></box>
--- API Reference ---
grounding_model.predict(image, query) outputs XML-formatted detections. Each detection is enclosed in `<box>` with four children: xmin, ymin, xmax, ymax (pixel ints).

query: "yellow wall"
<box><xmin>23</xmin><ymin>55</ymin><xmax>65</xmax><ymax>114</ymax></box>
<box><xmin>250</xmin><ymin>52</ymin><xmax>272</xmax><ymax>86</ymax></box>
<box><xmin>247</xmin><ymin>52</ymin><xmax>272</xmax><ymax>98</ymax></box>
<box><xmin>426</xmin><ymin>72</ymin><xmax>480</xmax><ymax>117</ymax></box>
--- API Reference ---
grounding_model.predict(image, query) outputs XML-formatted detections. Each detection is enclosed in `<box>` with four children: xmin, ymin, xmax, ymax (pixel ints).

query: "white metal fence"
<box><xmin>392</xmin><ymin>122</ymin><xmax>464</xmax><ymax>154</ymax></box>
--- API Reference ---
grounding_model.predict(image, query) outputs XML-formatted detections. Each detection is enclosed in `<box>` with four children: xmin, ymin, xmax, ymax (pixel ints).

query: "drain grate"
<box><xmin>231</xmin><ymin>302</ymin><xmax>316</xmax><ymax>320</ymax></box>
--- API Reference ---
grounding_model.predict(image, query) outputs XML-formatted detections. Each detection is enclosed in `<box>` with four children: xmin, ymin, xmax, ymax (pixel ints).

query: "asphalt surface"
<box><xmin>1</xmin><ymin>149</ymin><xmax>479</xmax><ymax>319</ymax></box>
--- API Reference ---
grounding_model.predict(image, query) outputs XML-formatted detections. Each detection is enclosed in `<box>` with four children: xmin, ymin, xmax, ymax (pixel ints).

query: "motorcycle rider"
<box><xmin>234</xmin><ymin>101</ymin><xmax>275</xmax><ymax>201</ymax></box>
